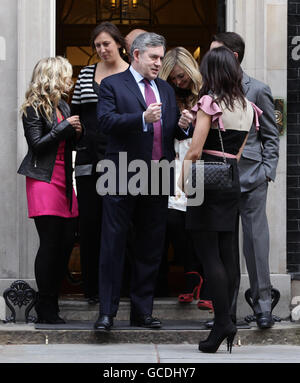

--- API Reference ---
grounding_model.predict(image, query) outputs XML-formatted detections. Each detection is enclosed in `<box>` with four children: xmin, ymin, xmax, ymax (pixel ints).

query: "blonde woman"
<box><xmin>158</xmin><ymin>47</ymin><xmax>212</xmax><ymax>310</ymax></box>
<box><xmin>159</xmin><ymin>46</ymin><xmax>201</xmax><ymax>110</ymax></box>
<box><xmin>18</xmin><ymin>56</ymin><xmax>82</xmax><ymax>324</ymax></box>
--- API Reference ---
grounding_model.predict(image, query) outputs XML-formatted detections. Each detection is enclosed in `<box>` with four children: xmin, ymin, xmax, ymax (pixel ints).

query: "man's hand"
<box><xmin>178</xmin><ymin>109</ymin><xmax>194</xmax><ymax>130</ymax></box>
<box><xmin>144</xmin><ymin>103</ymin><xmax>162</xmax><ymax>124</ymax></box>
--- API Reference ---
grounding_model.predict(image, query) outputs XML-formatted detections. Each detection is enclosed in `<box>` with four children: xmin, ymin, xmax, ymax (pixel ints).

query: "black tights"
<box><xmin>34</xmin><ymin>216</ymin><xmax>77</xmax><ymax>296</ymax></box>
<box><xmin>191</xmin><ymin>230</ymin><xmax>238</xmax><ymax>325</ymax></box>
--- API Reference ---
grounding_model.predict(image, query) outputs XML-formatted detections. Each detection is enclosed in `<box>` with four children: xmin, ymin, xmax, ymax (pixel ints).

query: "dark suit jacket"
<box><xmin>97</xmin><ymin>68</ymin><xmax>191</xmax><ymax>194</ymax></box>
<box><xmin>239</xmin><ymin>73</ymin><xmax>280</xmax><ymax>192</ymax></box>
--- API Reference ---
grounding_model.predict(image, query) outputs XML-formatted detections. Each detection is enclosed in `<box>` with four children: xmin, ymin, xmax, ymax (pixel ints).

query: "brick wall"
<box><xmin>287</xmin><ymin>0</ymin><xmax>300</xmax><ymax>277</ymax></box>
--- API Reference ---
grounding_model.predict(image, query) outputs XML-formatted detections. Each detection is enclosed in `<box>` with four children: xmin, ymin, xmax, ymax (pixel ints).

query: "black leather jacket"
<box><xmin>17</xmin><ymin>99</ymin><xmax>77</xmax><ymax>209</ymax></box>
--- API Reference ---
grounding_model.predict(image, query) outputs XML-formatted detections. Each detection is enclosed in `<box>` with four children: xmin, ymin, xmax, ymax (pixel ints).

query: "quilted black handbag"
<box><xmin>191</xmin><ymin>128</ymin><xmax>233</xmax><ymax>191</ymax></box>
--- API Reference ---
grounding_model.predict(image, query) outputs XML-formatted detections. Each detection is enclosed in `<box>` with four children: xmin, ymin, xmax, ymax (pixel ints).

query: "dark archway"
<box><xmin>56</xmin><ymin>0</ymin><xmax>226</xmax><ymax>296</ymax></box>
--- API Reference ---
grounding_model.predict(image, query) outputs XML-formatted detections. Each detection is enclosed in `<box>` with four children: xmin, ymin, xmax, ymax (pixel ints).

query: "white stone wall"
<box><xmin>16</xmin><ymin>0</ymin><xmax>56</xmax><ymax>283</ymax></box>
<box><xmin>0</xmin><ymin>0</ymin><xmax>56</xmax><ymax>293</ymax></box>
<box><xmin>0</xmin><ymin>0</ymin><xmax>20</xmax><ymax>282</ymax></box>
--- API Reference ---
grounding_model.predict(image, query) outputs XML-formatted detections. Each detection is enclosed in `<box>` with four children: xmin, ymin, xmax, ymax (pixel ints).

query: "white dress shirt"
<box><xmin>129</xmin><ymin>65</ymin><xmax>190</xmax><ymax>137</ymax></box>
<box><xmin>129</xmin><ymin>65</ymin><xmax>161</xmax><ymax>132</ymax></box>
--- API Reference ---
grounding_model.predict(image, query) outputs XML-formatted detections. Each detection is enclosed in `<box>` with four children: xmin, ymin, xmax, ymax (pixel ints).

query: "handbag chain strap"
<box><xmin>217</xmin><ymin>125</ymin><xmax>227</xmax><ymax>164</ymax></box>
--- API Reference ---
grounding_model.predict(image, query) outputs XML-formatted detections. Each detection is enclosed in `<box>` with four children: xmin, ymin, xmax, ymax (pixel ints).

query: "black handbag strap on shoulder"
<box><xmin>217</xmin><ymin>124</ymin><xmax>227</xmax><ymax>164</ymax></box>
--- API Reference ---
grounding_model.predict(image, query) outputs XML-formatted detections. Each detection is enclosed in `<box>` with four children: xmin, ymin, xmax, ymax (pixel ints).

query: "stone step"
<box><xmin>0</xmin><ymin>321</ymin><xmax>299</xmax><ymax>345</ymax></box>
<box><xmin>59</xmin><ymin>296</ymin><xmax>215</xmax><ymax>322</ymax></box>
<box><xmin>2</xmin><ymin>296</ymin><xmax>297</xmax><ymax>347</ymax></box>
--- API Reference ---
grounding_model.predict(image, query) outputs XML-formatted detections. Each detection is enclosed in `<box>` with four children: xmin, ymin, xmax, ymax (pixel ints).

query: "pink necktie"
<box><xmin>143</xmin><ymin>79</ymin><xmax>163</xmax><ymax>160</ymax></box>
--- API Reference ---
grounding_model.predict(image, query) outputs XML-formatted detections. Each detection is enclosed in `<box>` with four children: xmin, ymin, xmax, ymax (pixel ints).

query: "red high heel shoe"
<box><xmin>178</xmin><ymin>272</ymin><xmax>203</xmax><ymax>303</ymax></box>
<box><xmin>197</xmin><ymin>299</ymin><xmax>214</xmax><ymax>311</ymax></box>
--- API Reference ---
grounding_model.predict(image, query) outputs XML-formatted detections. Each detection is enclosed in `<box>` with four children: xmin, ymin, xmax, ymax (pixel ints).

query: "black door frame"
<box><xmin>217</xmin><ymin>0</ymin><xmax>226</xmax><ymax>32</ymax></box>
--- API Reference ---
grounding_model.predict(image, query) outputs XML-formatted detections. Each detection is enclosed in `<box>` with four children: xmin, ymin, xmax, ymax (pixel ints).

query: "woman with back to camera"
<box><xmin>71</xmin><ymin>22</ymin><xmax>129</xmax><ymax>304</ymax></box>
<box><xmin>18</xmin><ymin>56</ymin><xmax>82</xmax><ymax>323</ymax></box>
<box><xmin>159</xmin><ymin>47</ymin><xmax>212</xmax><ymax>311</ymax></box>
<box><xmin>179</xmin><ymin>46</ymin><xmax>262</xmax><ymax>353</ymax></box>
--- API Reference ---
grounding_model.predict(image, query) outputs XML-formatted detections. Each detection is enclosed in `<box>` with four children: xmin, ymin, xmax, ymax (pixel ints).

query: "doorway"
<box><xmin>56</xmin><ymin>0</ymin><xmax>226</xmax><ymax>296</ymax></box>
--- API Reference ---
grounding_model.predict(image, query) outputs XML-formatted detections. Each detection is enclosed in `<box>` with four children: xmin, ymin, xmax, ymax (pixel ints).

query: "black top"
<box><xmin>203</xmin><ymin>129</ymin><xmax>248</xmax><ymax>155</ymax></box>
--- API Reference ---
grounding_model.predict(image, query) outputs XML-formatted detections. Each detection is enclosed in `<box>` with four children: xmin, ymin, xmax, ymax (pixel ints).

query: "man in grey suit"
<box><xmin>210</xmin><ymin>32</ymin><xmax>279</xmax><ymax>329</ymax></box>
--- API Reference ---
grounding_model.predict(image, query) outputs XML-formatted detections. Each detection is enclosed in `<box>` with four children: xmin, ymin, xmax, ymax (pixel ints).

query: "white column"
<box><xmin>16</xmin><ymin>0</ymin><xmax>56</xmax><ymax>284</ymax></box>
<box><xmin>226</xmin><ymin>0</ymin><xmax>236</xmax><ymax>31</ymax></box>
<box><xmin>0</xmin><ymin>0</ymin><xmax>19</xmax><ymax>289</ymax></box>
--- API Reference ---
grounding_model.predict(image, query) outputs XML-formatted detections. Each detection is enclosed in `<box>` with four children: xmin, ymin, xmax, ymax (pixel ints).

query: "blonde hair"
<box><xmin>159</xmin><ymin>47</ymin><xmax>202</xmax><ymax>108</ymax></box>
<box><xmin>20</xmin><ymin>56</ymin><xmax>73</xmax><ymax>122</ymax></box>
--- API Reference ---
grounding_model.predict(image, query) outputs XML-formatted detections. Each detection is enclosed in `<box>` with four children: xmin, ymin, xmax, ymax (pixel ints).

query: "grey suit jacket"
<box><xmin>238</xmin><ymin>72</ymin><xmax>280</xmax><ymax>192</ymax></box>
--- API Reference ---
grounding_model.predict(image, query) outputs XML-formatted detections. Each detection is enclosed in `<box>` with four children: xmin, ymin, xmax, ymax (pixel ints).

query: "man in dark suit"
<box><xmin>94</xmin><ymin>32</ymin><xmax>193</xmax><ymax>331</ymax></box>
<box><xmin>210</xmin><ymin>32</ymin><xmax>280</xmax><ymax>329</ymax></box>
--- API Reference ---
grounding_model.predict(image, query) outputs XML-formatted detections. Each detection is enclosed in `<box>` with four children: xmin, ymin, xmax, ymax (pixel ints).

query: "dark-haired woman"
<box><xmin>179</xmin><ymin>46</ymin><xmax>262</xmax><ymax>353</ymax></box>
<box><xmin>71</xmin><ymin>22</ymin><xmax>129</xmax><ymax>303</ymax></box>
<box><xmin>159</xmin><ymin>47</ymin><xmax>212</xmax><ymax>310</ymax></box>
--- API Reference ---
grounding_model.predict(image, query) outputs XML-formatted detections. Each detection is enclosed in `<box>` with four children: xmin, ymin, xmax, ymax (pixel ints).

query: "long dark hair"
<box><xmin>199</xmin><ymin>46</ymin><xmax>246</xmax><ymax>110</ymax></box>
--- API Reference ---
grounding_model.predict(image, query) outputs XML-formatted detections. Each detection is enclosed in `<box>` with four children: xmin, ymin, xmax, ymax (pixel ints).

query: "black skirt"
<box><xmin>186</xmin><ymin>153</ymin><xmax>240</xmax><ymax>232</ymax></box>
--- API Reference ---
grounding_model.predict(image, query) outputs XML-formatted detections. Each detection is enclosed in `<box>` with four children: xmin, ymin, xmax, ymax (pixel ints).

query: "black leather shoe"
<box><xmin>94</xmin><ymin>315</ymin><xmax>113</xmax><ymax>331</ymax></box>
<box><xmin>256</xmin><ymin>312</ymin><xmax>274</xmax><ymax>329</ymax></box>
<box><xmin>130</xmin><ymin>314</ymin><xmax>162</xmax><ymax>328</ymax></box>
<box><xmin>87</xmin><ymin>295</ymin><xmax>99</xmax><ymax>305</ymax></box>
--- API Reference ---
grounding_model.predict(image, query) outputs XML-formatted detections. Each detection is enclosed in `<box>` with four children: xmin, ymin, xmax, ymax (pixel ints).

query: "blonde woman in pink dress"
<box><xmin>18</xmin><ymin>57</ymin><xmax>82</xmax><ymax>324</ymax></box>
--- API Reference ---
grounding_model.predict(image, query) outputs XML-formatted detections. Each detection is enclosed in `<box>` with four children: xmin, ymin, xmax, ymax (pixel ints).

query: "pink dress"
<box><xmin>26</xmin><ymin>116</ymin><xmax>78</xmax><ymax>218</ymax></box>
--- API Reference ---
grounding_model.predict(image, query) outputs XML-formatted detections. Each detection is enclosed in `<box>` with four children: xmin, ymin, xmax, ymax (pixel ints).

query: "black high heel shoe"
<box><xmin>36</xmin><ymin>313</ymin><xmax>66</xmax><ymax>324</ymax></box>
<box><xmin>35</xmin><ymin>294</ymin><xmax>66</xmax><ymax>324</ymax></box>
<box><xmin>198</xmin><ymin>322</ymin><xmax>237</xmax><ymax>353</ymax></box>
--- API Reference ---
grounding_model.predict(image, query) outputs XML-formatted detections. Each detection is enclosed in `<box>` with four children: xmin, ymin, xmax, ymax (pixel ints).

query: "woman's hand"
<box><xmin>178</xmin><ymin>109</ymin><xmax>194</xmax><ymax>130</ymax></box>
<box><xmin>67</xmin><ymin>115</ymin><xmax>82</xmax><ymax>137</ymax></box>
<box><xmin>178</xmin><ymin>109</ymin><xmax>211</xmax><ymax>195</ymax></box>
